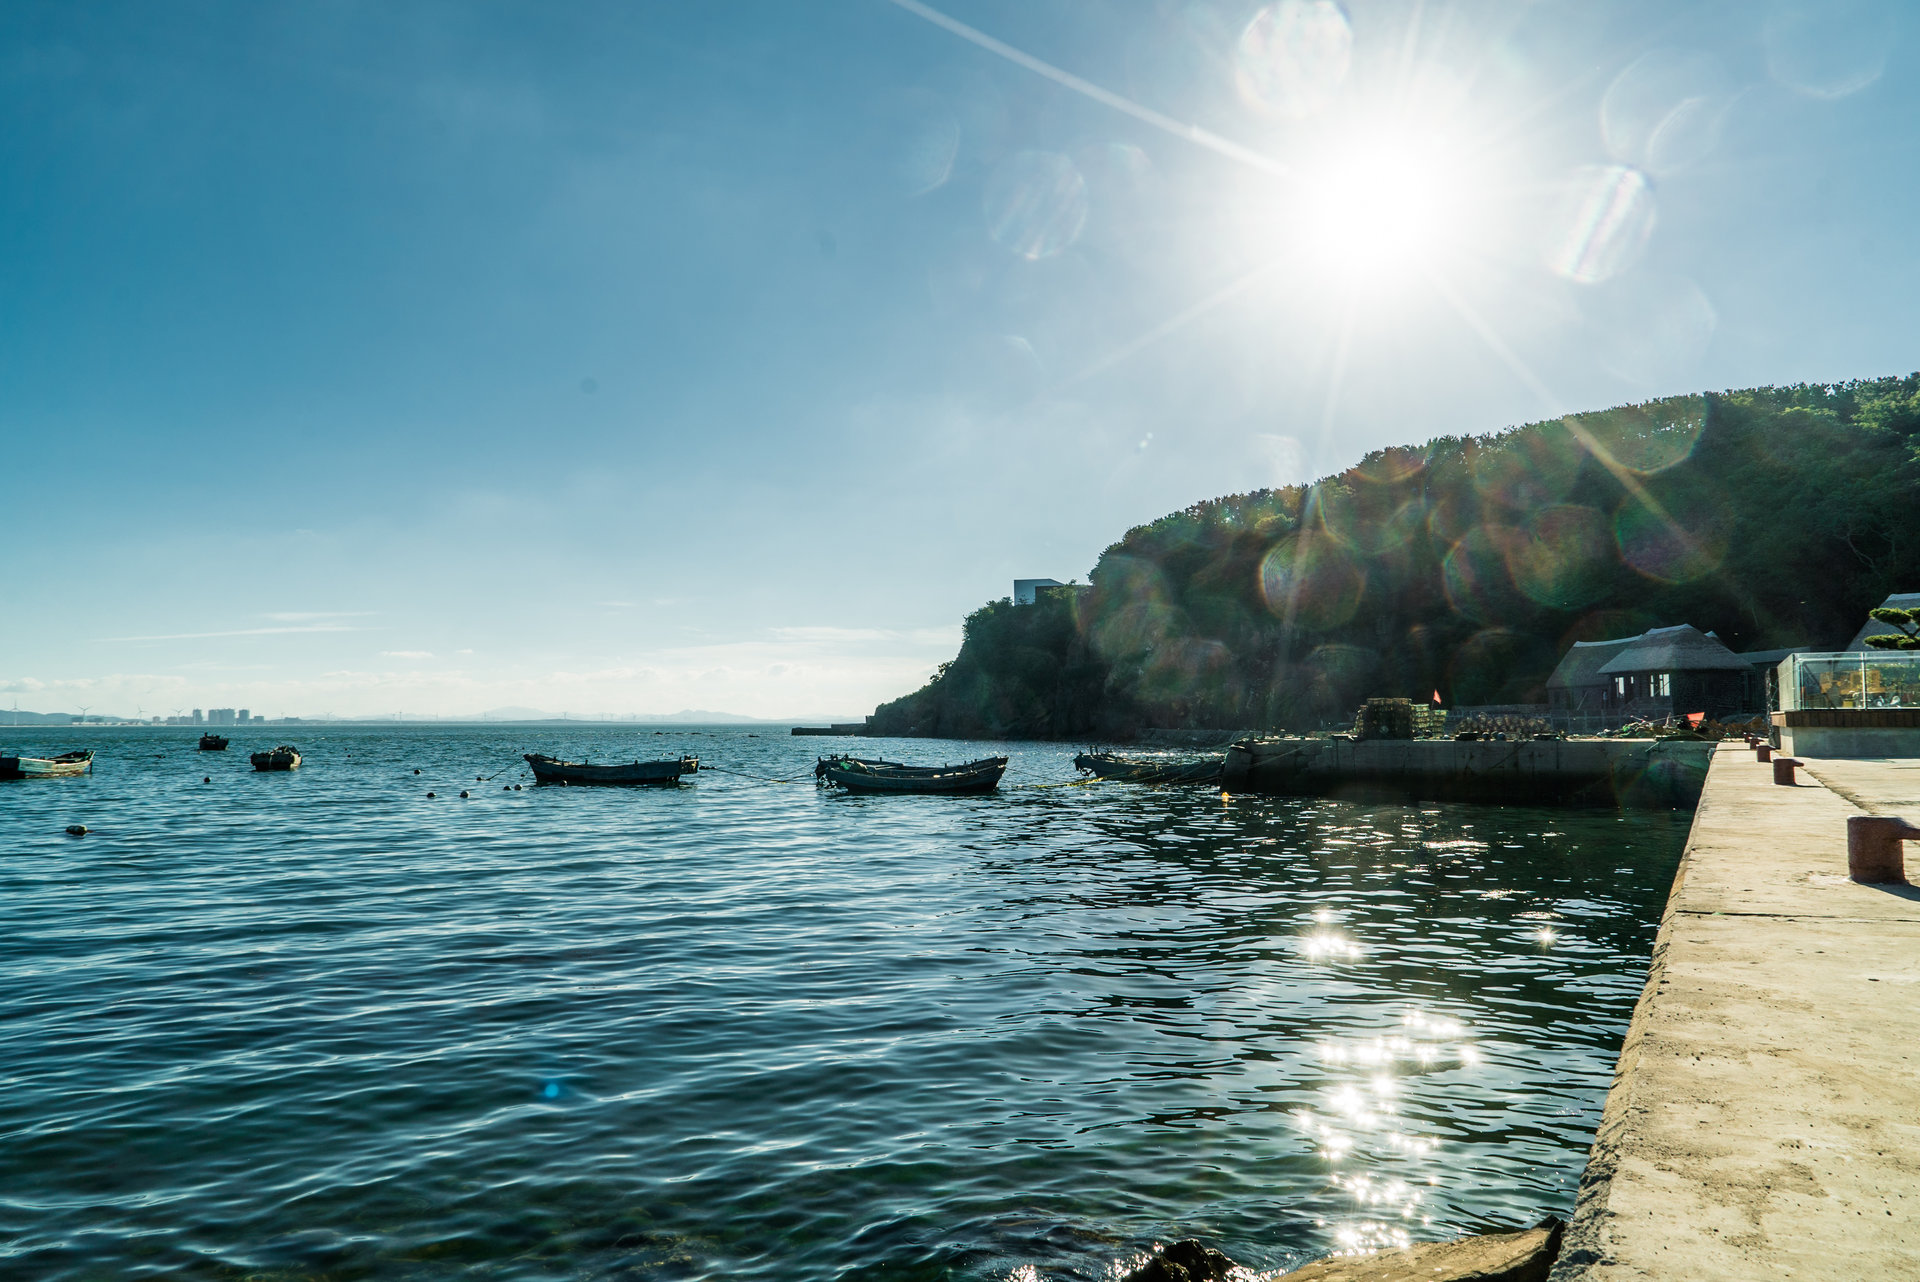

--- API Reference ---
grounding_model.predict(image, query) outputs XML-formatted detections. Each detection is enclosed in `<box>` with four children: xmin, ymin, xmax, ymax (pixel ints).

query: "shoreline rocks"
<box><xmin>1122</xmin><ymin>1221</ymin><xmax>1562</xmax><ymax>1282</ymax></box>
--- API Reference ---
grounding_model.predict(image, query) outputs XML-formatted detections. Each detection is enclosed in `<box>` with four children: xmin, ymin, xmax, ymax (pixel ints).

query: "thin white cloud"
<box><xmin>380</xmin><ymin>650</ymin><xmax>434</xmax><ymax>659</ymax></box>
<box><xmin>769</xmin><ymin>625</ymin><xmax>962</xmax><ymax>645</ymax></box>
<box><xmin>95</xmin><ymin>625</ymin><xmax>369</xmax><ymax>642</ymax></box>
<box><xmin>264</xmin><ymin>611</ymin><xmax>375</xmax><ymax>622</ymax></box>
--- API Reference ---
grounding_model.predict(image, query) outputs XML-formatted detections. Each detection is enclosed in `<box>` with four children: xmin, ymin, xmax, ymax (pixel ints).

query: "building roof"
<box><xmin>1545</xmin><ymin>635</ymin><xmax>1640</xmax><ymax>690</ymax></box>
<box><xmin>1738</xmin><ymin>646</ymin><xmax>1810</xmax><ymax>669</ymax></box>
<box><xmin>1844</xmin><ymin>592</ymin><xmax>1920</xmax><ymax>651</ymax></box>
<box><xmin>1597</xmin><ymin>624</ymin><xmax>1750</xmax><ymax>675</ymax></box>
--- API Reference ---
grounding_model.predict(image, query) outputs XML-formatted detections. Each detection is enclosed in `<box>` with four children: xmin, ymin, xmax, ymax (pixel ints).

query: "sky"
<box><xmin>2</xmin><ymin>0</ymin><xmax>1914</xmax><ymax>720</ymax></box>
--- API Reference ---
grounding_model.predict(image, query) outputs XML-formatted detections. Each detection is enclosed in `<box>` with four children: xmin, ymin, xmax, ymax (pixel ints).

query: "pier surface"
<box><xmin>1552</xmin><ymin>746</ymin><xmax>1920</xmax><ymax>1280</ymax></box>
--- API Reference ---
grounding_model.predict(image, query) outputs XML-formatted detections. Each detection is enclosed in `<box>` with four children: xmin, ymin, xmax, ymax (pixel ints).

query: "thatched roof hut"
<box><xmin>1598</xmin><ymin>624</ymin><xmax>1749</xmax><ymax>676</ymax></box>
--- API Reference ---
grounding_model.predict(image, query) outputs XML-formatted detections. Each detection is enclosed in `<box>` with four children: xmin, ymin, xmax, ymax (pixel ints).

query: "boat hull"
<box><xmin>199</xmin><ymin>736</ymin><xmax>229</xmax><ymax>751</ymax></box>
<box><xmin>524</xmin><ymin>754</ymin><xmax>697</xmax><ymax>786</ymax></box>
<box><xmin>251</xmin><ymin>749</ymin><xmax>302</xmax><ymax>771</ymax></box>
<box><xmin>820</xmin><ymin>755</ymin><xmax>1007</xmax><ymax>794</ymax></box>
<box><xmin>0</xmin><ymin>750</ymin><xmax>93</xmax><ymax>779</ymax></box>
<box><xmin>1073</xmin><ymin>752</ymin><xmax>1223</xmax><ymax>786</ymax></box>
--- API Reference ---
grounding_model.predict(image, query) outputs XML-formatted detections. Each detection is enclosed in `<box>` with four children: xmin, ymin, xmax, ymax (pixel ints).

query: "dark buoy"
<box><xmin>475</xmin><ymin>776</ymin><xmax>483</xmax><ymax>782</ymax></box>
<box><xmin>503</xmin><ymin>785</ymin><xmax>511</xmax><ymax>791</ymax></box>
<box><xmin>414</xmin><ymin>768</ymin><xmax>421</xmax><ymax>775</ymax></box>
<box><xmin>459</xmin><ymin>790</ymin><xmax>470</xmax><ymax>798</ymax></box>
<box><xmin>65</xmin><ymin>825</ymin><xmax>88</xmax><ymax>837</ymax></box>
<box><xmin>513</xmin><ymin>784</ymin><xmax>522</xmax><ymax>791</ymax></box>
<box><xmin>203</xmin><ymin>776</ymin><xmax>211</xmax><ymax>783</ymax></box>
<box><xmin>426</xmin><ymin>791</ymin><xmax>437</xmax><ymax>798</ymax></box>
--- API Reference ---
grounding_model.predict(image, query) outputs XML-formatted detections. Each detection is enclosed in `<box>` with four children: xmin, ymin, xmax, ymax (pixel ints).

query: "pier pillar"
<box><xmin>1846</xmin><ymin>815</ymin><xmax>1920</xmax><ymax>884</ymax></box>
<box><xmin>1754</xmin><ymin>743</ymin><xmax>1772</xmax><ymax>762</ymax></box>
<box><xmin>1772</xmin><ymin>757</ymin><xmax>1802</xmax><ymax>785</ymax></box>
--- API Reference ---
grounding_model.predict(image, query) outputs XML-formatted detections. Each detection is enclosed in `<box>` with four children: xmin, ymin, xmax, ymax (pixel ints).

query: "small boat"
<box><xmin>1073</xmin><ymin>751</ymin><xmax>1223</xmax><ymax>786</ymax></box>
<box><xmin>523</xmin><ymin>753</ymin><xmax>697</xmax><ymax>786</ymax></box>
<box><xmin>0</xmin><ymin>749</ymin><xmax>94</xmax><ymax>779</ymax></box>
<box><xmin>250</xmin><ymin>746</ymin><xmax>302</xmax><ymax>771</ymax></box>
<box><xmin>816</xmin><ymin>754</ymin><xmax>1007</xmax><ymax>794</ymax></box>
<box><xmin>199</xmin><ymin>734</ymin><xmax>229</xmax><ymax>751</ymax></box>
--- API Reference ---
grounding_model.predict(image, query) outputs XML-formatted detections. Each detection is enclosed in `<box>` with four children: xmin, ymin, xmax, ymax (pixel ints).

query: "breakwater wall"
<box><xmin>1550</xmin><ymin>745</ymin><xmax>1920</xmax><ymax>1279</ymax></box>
<box><xmin>1222</xmin><ymin>737</ymin><xmax>1712</xmax><ymax>808</ymax></box>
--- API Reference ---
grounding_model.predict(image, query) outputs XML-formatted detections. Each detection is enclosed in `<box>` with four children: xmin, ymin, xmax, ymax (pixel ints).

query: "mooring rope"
<box><xmin>696</xmin><ymin>764</ymin><xmax>819</xmax><ymax>785</ymax></box>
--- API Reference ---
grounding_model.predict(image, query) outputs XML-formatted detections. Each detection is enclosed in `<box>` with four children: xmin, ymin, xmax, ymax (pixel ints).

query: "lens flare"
<box><xmin>1613</xmin><ymin>499</ymin><xmax>1727</xmax><ymax>584</ymax></box>
<box><xmin>1505</xmin><ymin>505</ymin><xmax>1613</xmax><ymax>611</ymax></box>
<box><xmin>1549</xmin><ymin>165</ymin><xmax>1654</xmax><ymax>284</ymax></box>
<box><xmin>1568</xmin><ymin>397</ymin><xmax>1705</xmax><ymax>475</ymax></box>
<box><xmin>983</xmin><ymin>150</ymin><xmax>1088</xmax><ymax>260</ymax></box>
<box><xmin>1316</xmin><ymin>487</ymin><xmax>1425</xmax><ymax>555</ymax></box>
<box><xmin>1601</xmin><ymin>51</ymin><xmax>1733</xmax><ymax>177</ymax></box>
<box><xmin>1764</xmin><ymin>0</ymin><xmax>1895</xmax><ymax>100</ymax></box>
<box><xmin>1260</xmin><ymin>535</ymin><xmax>1365</xmax><ymax>630</ymax></box>
<box><xmin>1235</xmin><ymin>0</ymin><xmax>1352</xmax><ymax>120</ymax></box>
<box><xmin>1468</xmin><ymin>427</ymin><xmax>1584</xmax><ymax>511</ymax></box>
<box><xmin>1441</xmin><ymin>527</ymin><xmax>1526</xmax><ymax>625</ymax></box>
<box><xmin>896</xmin><ymin>105</ymin><xmax>960</xmax><ymax>195</ymax></box>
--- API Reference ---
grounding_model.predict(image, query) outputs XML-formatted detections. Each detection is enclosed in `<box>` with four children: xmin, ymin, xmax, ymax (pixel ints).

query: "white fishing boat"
<box><xmin>0</xmin><ymin>749</ymin><xmax>94</xmax><ymax>779</ymax></box>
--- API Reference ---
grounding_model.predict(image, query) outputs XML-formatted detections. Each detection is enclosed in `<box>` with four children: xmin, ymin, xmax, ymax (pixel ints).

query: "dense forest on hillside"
<box><xmin>870</xmin><ymin>376</ymin><xmax>1920</xmax><ymax>739</ymax></box>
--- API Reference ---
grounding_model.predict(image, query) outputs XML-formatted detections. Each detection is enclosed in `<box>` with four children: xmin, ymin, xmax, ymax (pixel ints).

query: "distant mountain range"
<box><xmin>3</xmin><ymin>708</ymin><xmax>861</xmax><ymax>726</ymax></box>
<box><xmin>474</xmin><ymin>707</ymin><xmax>831</xmax><ymax>724</ymax></box>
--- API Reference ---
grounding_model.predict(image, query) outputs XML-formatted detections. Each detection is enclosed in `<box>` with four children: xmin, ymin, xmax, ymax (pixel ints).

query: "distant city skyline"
<box><xmin>4</xmin><ymin>0</ymin><xmax>1914</xmax><ymax>717</ymax></box>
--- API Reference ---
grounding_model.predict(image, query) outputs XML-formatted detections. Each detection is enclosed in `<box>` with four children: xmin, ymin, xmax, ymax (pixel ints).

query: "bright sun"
<box><xmin>1296</xmin><ymin>133</ymin><xmax>1465</xmax><ymax>283</ymax></box>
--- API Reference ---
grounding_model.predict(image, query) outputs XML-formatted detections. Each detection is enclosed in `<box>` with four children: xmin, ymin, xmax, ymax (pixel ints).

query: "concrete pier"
<box><xmin>1223</xmin><ymin>737</ymin><xmax>1711</xmax><ymax>808</ymax></box>
<box><xmin>1551</xmin><ymin>746</ymin><xmax>1920</xmax><ymax>1280</ymax></box>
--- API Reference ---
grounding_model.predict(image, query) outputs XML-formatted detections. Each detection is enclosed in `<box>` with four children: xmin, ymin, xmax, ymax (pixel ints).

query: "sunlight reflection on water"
<box><xmin>0</xmin><ymin>727</ymin><xmax>1689</xmax><ymax>1281</ymax></box>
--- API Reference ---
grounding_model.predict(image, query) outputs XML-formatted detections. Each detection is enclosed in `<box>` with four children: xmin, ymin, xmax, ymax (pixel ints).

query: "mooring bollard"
<box><xmin>1772</xmin><ymin>757</ymin><xmax>1802</xmax><ymax>785</ymax></box>
<box><xmin>1755</xmin><ymin>743</ymin><xmax>1773</xmax><ymax>762</ymax></box>
<box><xmin>1846</xmin><ymin>815</ymin><xmax>1920</xmax><ymax>883</ymax></box>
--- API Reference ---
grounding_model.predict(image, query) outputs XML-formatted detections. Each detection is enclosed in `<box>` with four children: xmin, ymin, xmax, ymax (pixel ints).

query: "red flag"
<box><xmin>1686</xmin><ymin>711</ymin><xmax>1705</xmax><ymax>726</ymax></box>
<box><xmin>1431</xmin><ymin>690</ymin><xmax>1442</xmax><ymax>704</ymax></box>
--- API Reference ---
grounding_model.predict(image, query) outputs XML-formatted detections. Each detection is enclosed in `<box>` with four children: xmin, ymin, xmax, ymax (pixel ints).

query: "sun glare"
<box><xmin>1296</xmin><ymin>131</ymin><xmax>1470</xmax><ymax>284</ymax></box>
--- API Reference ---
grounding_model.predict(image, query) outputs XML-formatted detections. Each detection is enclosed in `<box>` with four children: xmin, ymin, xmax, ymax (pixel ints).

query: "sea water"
<box><xmin>0</xmin><ymin>726</ymin><xmax>1690</xmax><ymax>1281</ymax></box>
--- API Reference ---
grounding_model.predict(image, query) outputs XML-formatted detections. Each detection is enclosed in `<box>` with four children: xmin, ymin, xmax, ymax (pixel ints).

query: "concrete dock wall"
<box><xmin>1550</xmin><ymin>746</ymin><xmax>1920</xmax><ymax>1280</ymax></box>
<box><xmin>1222</xmin><ymin>737</ymin><xmax>1712</xmax><ymax>808</ymax></box>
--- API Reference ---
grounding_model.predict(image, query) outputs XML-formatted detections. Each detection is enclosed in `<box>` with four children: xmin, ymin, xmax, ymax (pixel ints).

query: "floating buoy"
<box><xmin>503</xmin><ymin>785</ymin><xmax>511</xmax><ymax>791</ymax></box>
<box><xmin>426</xmin><ymin>791</ymin><xmax>437</xmax><ymax>798</ymax></box>
<box><xmin>513</xmin><ymin>784</ymin><xmax>522</xmax><ymax>791</ymax></box>
<box><xmin>203</xmin><ymin>776</ymin><xmax>211</xmax><ymax>783</ymax></box>
<box><xmin>65</xmin><ymin>825</ymin><xmax>88</xmax><ymax>837</ymax></box>
<box><xmin>459</xmin><ymin>790</ymin><xmax>470</xmax><ymax>798</ymax></box>
<box><xmin>475</xmin><ymin>776</ymin><xmax>483</xmax><ymax>781</ymax></box>
<box><xmin>413</xmin><ymin>768</ymin><xmax>421</xmax><ymax>775</ymax></box>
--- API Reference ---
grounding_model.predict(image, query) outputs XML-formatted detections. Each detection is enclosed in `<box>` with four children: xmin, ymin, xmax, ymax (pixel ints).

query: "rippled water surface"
<box><xmin>0</xmin><ymin>726</ymin><xmax>1691</xmax><ymax>1281</ymax></box>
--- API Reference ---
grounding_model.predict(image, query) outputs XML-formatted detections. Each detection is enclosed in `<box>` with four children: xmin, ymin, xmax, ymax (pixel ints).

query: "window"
<box><xmin>1653</xmin><ymin>672</ymin><xmax>1671</xmax><ymax>697</ymax></box>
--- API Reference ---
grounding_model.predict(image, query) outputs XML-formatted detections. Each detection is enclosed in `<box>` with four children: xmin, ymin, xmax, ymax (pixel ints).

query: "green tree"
<box><xmin>1864</xmin><ymin>608</ymin><xmax>1920</xmax><ymax>650</ymax></box>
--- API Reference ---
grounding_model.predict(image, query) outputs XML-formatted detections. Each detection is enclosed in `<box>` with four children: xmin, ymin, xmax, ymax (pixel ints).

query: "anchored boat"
<box><xmin>0</xmin><ymin>749</ymin><xmax>94</xmax><ymax>779</ymax></box>
<box><xmin>1072</xmin><ymin>751</ymin><xmax>1223</xmax><ymax>786</ymax></box>
<box><xmin>815</xmin><ymin>754</ymin><xmax>1007</xmax><ymax>794</ymax></box>
<box><xmin>199</xmin><ymin>734</ymin><xmax>229</xmax><ymax>751</ymax></box>
<box><xmin>523</xmin><ymin>753</ymin><xmax>697</xmax><ymax>786</ymax></box>
<box><xmin>250</xmin><ymin>746</ymin><xmax>302</xmax><ymax>771</ymax></box>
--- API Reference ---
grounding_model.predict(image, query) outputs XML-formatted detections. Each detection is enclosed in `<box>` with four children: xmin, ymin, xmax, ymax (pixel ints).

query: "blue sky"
<box><xmin>2</xmin><ymin>0</ymin><xmax>1912</xmax><ymax>719</ymax></box>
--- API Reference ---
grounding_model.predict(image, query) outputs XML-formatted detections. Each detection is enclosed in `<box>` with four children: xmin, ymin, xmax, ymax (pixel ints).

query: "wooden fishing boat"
<box><xmin>250</xmin><ymin>745</ymin><xmax>302</xmax><ymax>771</ymax></box>
<box><xmin>0</xmin><ymin>749</ymin><xmax>94</xmax><ymax>779</ymax></box>
<box><xmin>523</xmin><ymin>753</ymin><xmax>697</xmax><ymax>786</ymax></box>
<box><xmin>1073</xmin><ymin>751</ymin><xmax>1223</xmax><ymax>786</ymax></box>
<box><xmin>199</xmin><ymin>734</ymin><xmax>229</xmax><ymax>751</ymax></box>
<box><xmin>815</xmin><ymin>754</ymin><xmax>1007</xmax><ymax>794</ymax></box>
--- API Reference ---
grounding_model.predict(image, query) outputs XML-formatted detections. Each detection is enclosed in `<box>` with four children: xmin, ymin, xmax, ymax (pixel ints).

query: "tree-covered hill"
<box><xmin>870</xmin><ymin>377</ymin><xmax>1920</xmax><ymax>739</ymax></box>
